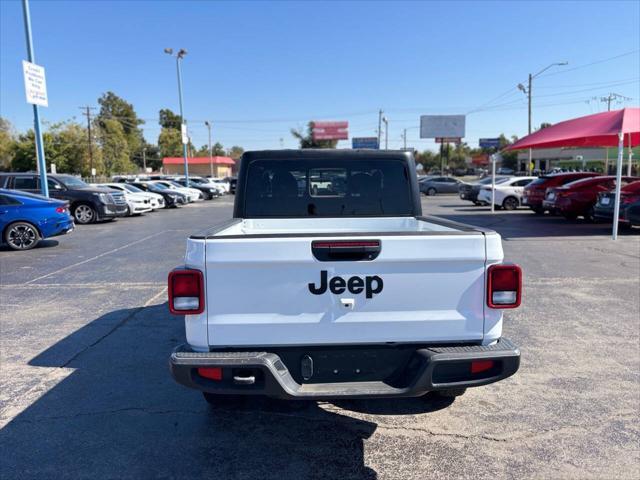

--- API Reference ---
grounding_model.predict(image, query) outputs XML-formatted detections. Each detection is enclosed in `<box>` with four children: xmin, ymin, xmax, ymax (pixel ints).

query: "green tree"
<box><xmin>0</xmin><ymin>117</ymin><xmax>16</xmax><ymax>171</ymax></box>
<box><xmin>291</xmin><ymin>122</ymin><xmax>338</xmax><ymax>149</ymax></box>
<box><xmin>158</xmin><ymin>127</ymin><xmax>183</xmax><ymax>158</ymax></box>
<box><xmin>96</xmin><ymin>91</ymin><xmax>145</xmax><ymax>159</ymax></box>
<box><xmin>158</xmin><ymin>109</ymin><xmax>182</xmax><ymax>130</ymax></box>
<box><xmin>227</xmin><ymin>145</ymin><xmax>244</xmax><ymax>160</ymax></box>
<box><xmin>99</xmin><ymin>119</ymin><xmax>134</xmax><ymax>174</ymax></box>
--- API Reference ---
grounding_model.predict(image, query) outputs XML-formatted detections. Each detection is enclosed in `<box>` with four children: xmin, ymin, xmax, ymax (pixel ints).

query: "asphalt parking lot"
<box><xmin>1</xmin><ymin>195</ymin><xmax>638</xmax><ymax>479</ymax></box>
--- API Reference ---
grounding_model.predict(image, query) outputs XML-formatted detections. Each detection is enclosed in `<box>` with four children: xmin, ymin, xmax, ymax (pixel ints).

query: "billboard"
<box><xmin>352</xmin><ymin>137</ymin><xmax>379</xmax><ymax>149</ymax></box>
<box><xmin>420</xmin><ymin>115</ymin><xmax>465</xmax><ymax>139</ymax></box>
<box><xmin>311</xmin><ymin>121</ymin><xmax>349</xmax><ymax>141</ymax></box>
<box><xmin>479</xmin><ymin>138</ymin><xmax>501</xmax><ymax>149</ymax></box>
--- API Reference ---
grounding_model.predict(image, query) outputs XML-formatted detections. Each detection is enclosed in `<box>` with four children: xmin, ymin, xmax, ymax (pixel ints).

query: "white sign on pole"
<box><xmin>91</xmin><ymin>168</ymin><xmax>97</xmax><ymax>176</ymax></box>
<box><xmin>181</xmin><ymin>124</ymin><xmax>188</xmax><ymax>145</ymax></box>
<box><xmin>22</xmin><ymin>60</ymin><xmax>48</xmax><ymax>107</ymax></box>
<box><xmin>420</xmin><ymin>115</ymin><xmax>465</xmax><ymax>139</ymax></box>
<box><xmin>50</xmin><ymin>163</ymin><xmax>57</xmax><ymax>174</ymax></box>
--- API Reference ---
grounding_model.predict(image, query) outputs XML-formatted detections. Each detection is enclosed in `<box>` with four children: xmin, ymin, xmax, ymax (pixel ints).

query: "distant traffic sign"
<box><xmin>479</xmin><ymin>138</ymin><xmax>501</xmax><ymax>149</ymax></box>
<box><xmin>22</xmin><ymin>60</ymin><xmax>48</xmax><ymax>107</ymax></box>
<box><xmin>312</xmin><ymin>121</ymin><xmax>349</xmax><ymax>141</ymax></box>
<box><xmin>352</xmin><ymin>137</ymin><xmax>379</xmax><ymax>149</ymax></box>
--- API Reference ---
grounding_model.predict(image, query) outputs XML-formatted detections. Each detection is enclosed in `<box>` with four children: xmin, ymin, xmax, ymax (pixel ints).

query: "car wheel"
<box><xmin>4</xmin><ymin>222</ymin><xmax>40</xmax><ymax>250</ymax></box>
<box><xmin>73</xmin><ymin>203</ymin><xmax>97</xmax><ymax>224</ymax></box>
<box><xmin>583</xmin><ymin>207</ymin><xmax>595</xmax><ymax>223</ymax></box>
<box><xmin>125</xmin><ymin>205</ymin><xmax>132</xmax><ymax>216</ymax></box>
<box><xmin>502</xmin><ymin>197</ymin><xmax>519</xmax><ymax>210</ymax></box>
<box><xmin>531</xmin><ymin>207</ymin><xmax>545</xmax><ymax>215</ymax></box>
<box><xmin>563</xmin><ymin>212</ymin><xmax>578</xmax><ymax>221</ymax></box>
<box><xmin>427</xmin><ymin>187</ymin><xmax>437</xmax><ymax>196</ymax></box>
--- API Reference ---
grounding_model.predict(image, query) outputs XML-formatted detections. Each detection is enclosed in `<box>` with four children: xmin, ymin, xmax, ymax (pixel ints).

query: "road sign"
<box><xmin>22</xmin><ymin>60</ymin><xmax>48</xmax><ymax>107</ymax></box>
<box><xmin>479</xmin><ymin>138</ymin><xmax>501</xmax><ymax>149</ymax></box>
<box><xmin>181</xmin><ymin>124</ymin><xmax>188</xmax><ymax>145</ymax></box>
<box><xmin>420</xmin><ymin>115</ymin><xmax>465</xmax><ymax>139</ymax></box>
<box><xmin>311</xmin><ymin>121</ymin><xmax>349</xmax><ymax>141</ymax></box>
<box><xmin>435</xmin><ymin>137</ymin><xmax>461</xmax><ymax>144</ymax></box>
<box><xmin>352</xmin><ymin>137</ymin><xmax>379</xmax><ymax>149</ymax></box>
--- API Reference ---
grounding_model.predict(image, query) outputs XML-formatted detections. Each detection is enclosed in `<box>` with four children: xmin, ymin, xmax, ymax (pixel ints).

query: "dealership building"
<box><xmin>162</xmin><ymin>156</ymin><xmax>235</xmax><ymax>177</ymax></box>
<box><xmin>516</xmin><ymin>147</ymin><xmax>638</xmax><ymax>173</ymax></box>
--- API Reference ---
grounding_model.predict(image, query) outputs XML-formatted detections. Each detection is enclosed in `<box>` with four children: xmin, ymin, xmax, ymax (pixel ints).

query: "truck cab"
<box><xmin>168</xmin><ymin>150</ymin><xmax>521</xmax><ymax>402</ymax></box>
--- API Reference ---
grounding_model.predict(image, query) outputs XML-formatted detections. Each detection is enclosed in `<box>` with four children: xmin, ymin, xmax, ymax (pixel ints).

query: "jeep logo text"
<box><xmin>308</xmin><ymin>270</ymin><xmax>383</xmax><ymax>299</ymax></box>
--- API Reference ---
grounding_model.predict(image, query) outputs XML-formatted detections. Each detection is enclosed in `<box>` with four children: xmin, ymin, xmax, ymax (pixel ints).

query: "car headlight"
<box><xmin>95</xmin><ymin>193</ymin><xmax>111</xmax><ymax>204</ymax></box>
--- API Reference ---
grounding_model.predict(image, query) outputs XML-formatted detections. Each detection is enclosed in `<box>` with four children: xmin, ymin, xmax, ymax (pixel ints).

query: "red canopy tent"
<box><xmin>504</xmin><ymin>107</ymin><xmax>640</xmax><ymax>239</ymax></box>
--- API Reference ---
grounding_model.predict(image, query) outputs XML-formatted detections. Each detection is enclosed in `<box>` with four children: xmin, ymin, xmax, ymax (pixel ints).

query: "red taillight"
<box><xmin>197</xmin><ymin>367</ymin><xmax>222</xmax><ymax>381</ymax></box>
<box><xmin>168</xmin><ymin>269</ymin><xmax>204</xmax><ymax>315</ymax></box>
<box><xmin>55</xmin><ymin>206</ymin><xmax>66</xmax><ymax>213</ymax></box>
<box><xmin>471</xmin><ymin>360</ymin><xmax>494</xmax><ymax>374</ymax></box>
<box><xmin>622</xmin><ymin>194</ymin><xmax>640</xmax><ymax>205</ymax></box>
<box><xmin>487</xmin><ymin>264</ymin><xmax>522</xmax><ymax>309</ymax></box>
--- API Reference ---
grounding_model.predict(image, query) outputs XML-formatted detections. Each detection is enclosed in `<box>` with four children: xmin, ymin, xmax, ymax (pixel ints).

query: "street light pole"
<box><xmin>205</xmin><ymin>121</ymin><xmax>213</xmax><ymax>178</ymax></box>
<box><xmin>21</xmin><ymin>0</ymin><xmax>48</xmax><ymax>197</ymax></box>
<box><xmin>165</xmin><ymin>48</ymin><xmax>189</xmax><ymax>185</ymax></box>
<box><xmin>518</xmin><ymin>62</ymin><xmax>568</xmax><ymax>175</ymax></box>
<box><xmin>403</xmin><ymin>128</ymin><xmax>407</xmax><ymax>150</ymax></box>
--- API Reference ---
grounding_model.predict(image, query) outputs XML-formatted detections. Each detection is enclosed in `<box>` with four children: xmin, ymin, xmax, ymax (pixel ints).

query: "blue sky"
<box><xmin>1</xmin><ymin>0</ymin><xmax>639</xmax><ymax>152</ymax></box>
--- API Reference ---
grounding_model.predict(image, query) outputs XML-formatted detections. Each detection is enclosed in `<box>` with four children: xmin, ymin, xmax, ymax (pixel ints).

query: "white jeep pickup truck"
<box><xmin>169</xmin><ymin>150</ymin><xmax>521</xmax><ymax>403</ymax></box>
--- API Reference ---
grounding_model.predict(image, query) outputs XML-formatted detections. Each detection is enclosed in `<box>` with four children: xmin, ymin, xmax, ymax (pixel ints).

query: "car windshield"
<box><xmin>57</xmin><ymin>175</ymin><xmax>88</xmax><ymax>188</ymax></box>
<box><xmin>123</xmin><ymin>184</ymin><xmax>143</xmax><ymax>193</ymax></box>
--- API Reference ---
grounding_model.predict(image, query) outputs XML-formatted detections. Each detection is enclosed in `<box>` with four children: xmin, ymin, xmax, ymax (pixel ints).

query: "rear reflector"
<box><xmin>198</xmin><ymin>367</ymin><xmax>222</xmax><ymax>381</ymax></box>
<box><xmin>471</xmin><ymin>360</ymin><xmax>494</xmax><ymax>374</ymax></box>
<box><xmin>168</xmin><ymin>269</ymin><xmax>204</xmax><ymax>315</ymax></box>
<box><xmin>487</xmin><ymin>264</ymin><xmax>522</xmax><ymax>309</ymax></box>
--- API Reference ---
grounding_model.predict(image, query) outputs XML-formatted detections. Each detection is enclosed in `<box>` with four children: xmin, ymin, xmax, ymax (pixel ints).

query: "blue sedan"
<box><xmin>0</xmin><ymin>189</ymin><xmax>74</xmax><ymax>250</ymax></box>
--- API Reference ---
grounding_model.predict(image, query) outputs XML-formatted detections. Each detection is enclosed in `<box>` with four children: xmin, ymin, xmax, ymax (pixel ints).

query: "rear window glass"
<box><xmin>244</xmin><ymin>158</ymin><xmax>413</xmax><ymax>217</ymax></box>
<box><xmin>13</xmin><ymin>177</ymin><xmax>37</xmax><ymax>189</ymax></box>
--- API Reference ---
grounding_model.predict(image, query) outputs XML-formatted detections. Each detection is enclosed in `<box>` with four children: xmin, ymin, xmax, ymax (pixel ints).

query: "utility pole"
<box><xmin>205</xmin><ymin>121</ymin><xmax>213</xmax><ymax>177</ymax></box>
<box><xmin>600</xmin><ymin>93</ymin><xmax>631</xmax><ymax>173</ymax></box>
<box><xmin>402</xmin><ymin>128</ymin><xmax>407</xmax><ymax>150</ymax></box>
<box><xmin>80</xmin><ymin>106</ymin><xmax>96</xmax><ymax>175</ymax></box>
<box><xmin>164</xmin><ymin>48</ymin><xmax>189</xmax><ymax>185</ymax></box>
<box><xmin>382</xmin><ymin>116</ymin><xmax>389</xmax><ymax>150</ymax></box>
<box><xmin>21</xmin><ymin>0</ymin><xmax>48</xmax><ymax>197</ymax></box>
<box><xmin>378</xmin><ymin>109</ymin><xmax>383</xmax><ymax>148</ymax></box>
<box><xmin>518</xmin><ymin>62</ymin><xmax>568</xmax><ymax>174</ymax></box>
<box><xmin>142</xmin><ymin>147</ymin><xmax>147</xmax><ymax>171</ymax></box>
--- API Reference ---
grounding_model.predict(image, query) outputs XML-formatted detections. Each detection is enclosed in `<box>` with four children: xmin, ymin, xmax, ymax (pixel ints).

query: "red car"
<box><xmin>551</xmin><ymin>176</ymin><xmax>640</xmax><ymax>221</ymax></box>
<box><xmin>522</xmin><ymin>172</ymin><xmax>600</xmax><ymax>214</ymax></box>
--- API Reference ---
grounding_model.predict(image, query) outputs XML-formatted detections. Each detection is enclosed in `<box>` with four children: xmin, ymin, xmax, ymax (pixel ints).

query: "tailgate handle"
<box><xmin>312</xmin><ymin>240</ymin><xmax>381</xmax><ymax>262</ymax></box>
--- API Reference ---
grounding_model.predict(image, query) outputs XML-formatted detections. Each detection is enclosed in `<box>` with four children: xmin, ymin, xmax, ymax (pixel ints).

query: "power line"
<box><xmin>537</xmin><ymin>49</ymin><xmax>640</xmax><ymax>78</ymax></box>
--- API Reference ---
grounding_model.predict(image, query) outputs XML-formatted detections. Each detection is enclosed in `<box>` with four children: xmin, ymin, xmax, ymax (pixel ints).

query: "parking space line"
<box><xmin>23</xmin><ymin>231</ymin><xmax>169</xmax><ymax>285</ymax></box>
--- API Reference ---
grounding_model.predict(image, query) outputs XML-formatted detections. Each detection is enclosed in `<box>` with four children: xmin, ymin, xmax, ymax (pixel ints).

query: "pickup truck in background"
<box><xmin>169</xmin><ymin>150</ymin><xmax>521</xmax><ymax>403</ymax></box>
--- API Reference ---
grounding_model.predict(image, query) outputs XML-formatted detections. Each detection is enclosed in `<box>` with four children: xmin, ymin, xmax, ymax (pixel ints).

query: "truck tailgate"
<box><xmin>204</xmin><ymin>233</ymin><xmax>489</xmax><ymax>347</ymax></box>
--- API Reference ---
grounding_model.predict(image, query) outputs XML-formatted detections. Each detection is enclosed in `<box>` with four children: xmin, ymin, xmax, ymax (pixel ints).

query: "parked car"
<box><xmin>522</xmin><ymin>172</ymin><xmax>600</xmax><ymax>214</ymax></box>
<box><xmin>620</xmin><ymin>199</ymin><xmax>640</xmax><ymax>227</ymax></box>
<box><xmin>594</xmin><ymin>180</ymin><xmax>640</xmax><ymax>223</ymax></box>
<box><xmin>168</xmin><ymin>150</ymin><xmax>521</xmax><ymax>404</ymax></box>
<box><xmin>477</xmin><ymin>177</ymin><xmax>537</xmax><ymax>210</ymax></box>
<box><xmin>459</xmin><ymin>176</ymin><xmax>511</xmax><ymax>205</ymax></box>
<box><xmin>0</xmin><ymin>189</ymin><xmax>74</xmax><ymax>250</ymax></box>
<box><xmin>497</xmin><ymin>167</ymin><xmax>515</xmax><ymax>175</ymax></box>
<box><xmin>152</xmin><ymin>180</ymin><xmax>202</xmax><ymax>202</ymax></box>
<box><xmin>115</xmin><ymin>183</ymin><xmax>165</xmax><ymax>210</ymax></box>
<box><xmin>93</xmin><ymin>183</ymin><xmax>153</xmax><ymax>215</ymax></box>
<box><xmin>173</xmin><ymin>178</ymin><xmax>220</xmax><ymax>199</ymax></box>
<box><xmin>419</xmin><ymin>176</ymin><xmax>462</xmax><ymax>195</ymax></box>
<box><xmin>0</xmin><ymin>173</ymin><xmax>127</xmax><ymax>224</ymax></box>
<box><xmin>204</xmin><ymin>177</ymin><xmax>231</xmax><ymax>194</ymax></box>
<box><xmin>549</xmin><ymin>176</ymin><xmax>639</xmax><ymax>221</ymax></box>
<box><xmin>225</xmin><ymin>176</ymin><xmax>238</xmax><ymax>194</ymax></box>
<box><xmin>127</xmin><ymin>181</ymin><xmax>186</xmax><ymax>208</ymax></box>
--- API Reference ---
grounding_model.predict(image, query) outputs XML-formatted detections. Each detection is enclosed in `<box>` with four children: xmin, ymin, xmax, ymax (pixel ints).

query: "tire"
<box><xmin>125</xmin><ymin>205</ymin><xmax>132</xmax><ymax>216</ymax></box>
<box><xmin>583</xmin><ymin>207</ymin><xmax>595</xmax><ymax>223</ymax></box>
<box><xmin>426</xmin><ymin>187</ymin><xmax>437</xmax><ymax>196</ymax></box>
<box><xmin>433</xmin><ymin>388</ymin><xmax>466</xmax><ymax>399</ymax></box>
<box><xmin>4</xmin><ymin>221</ymin><xmax>40</xmax><ymax>250</ymax></box>
<box><xmin>562</xmin><ymin>212</ymin><xmax>578</xmax><ymax>221</ymax></box>
<box><xmin>202</xmin><ymin>392</ymin><xmax>246</xmax><ymax>407</ymax></box>
<box><xmin>502</xmin><ymin>196</ymin><xmax>519</xmax><ymax>211</ymax></box>
<box><xmin>531</xmin><ymin>207</ymin><xmax>545</xmax><ymax>215</ymax></box>
<box><xmin>73</xmin><ymin>203</ymin><xmax>97</xmax><ymax>224</ymax></box>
